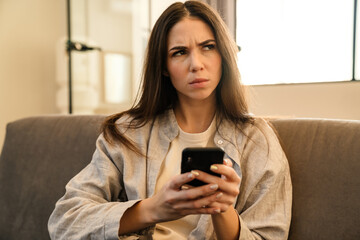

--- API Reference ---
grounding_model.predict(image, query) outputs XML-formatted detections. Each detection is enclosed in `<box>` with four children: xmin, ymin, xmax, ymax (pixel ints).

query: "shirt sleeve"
<box><xmin>48</xmin><ymin>134</ymin><xmax>154</xmax><ymax>240</ymax></box>
<box><xmin>235</xmin><ymin>120</ymin><xmax>293</xmax><ymax>240</ymax></box>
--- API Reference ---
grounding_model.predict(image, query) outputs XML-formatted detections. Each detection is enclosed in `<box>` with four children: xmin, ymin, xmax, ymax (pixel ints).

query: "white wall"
<box><xmin>0</xmin><ymin>0</ymin><xmax>66</xmax><ymax>150</ymax></box>
<box><xmin>249</xmin><ymin>81</ymin><xmax>360</xmax><ymax>120</ymax></box>
<box><xmin>150</xmin><ymin>0</ymin><xmax>184</xmax><ymax>27</ymax></box>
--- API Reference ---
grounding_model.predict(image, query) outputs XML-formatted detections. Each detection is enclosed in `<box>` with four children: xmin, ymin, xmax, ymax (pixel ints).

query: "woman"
<box><xmin>48</xmin><ymin>1</ymin><xmax>292</xmax><ymax>239</ymax></box>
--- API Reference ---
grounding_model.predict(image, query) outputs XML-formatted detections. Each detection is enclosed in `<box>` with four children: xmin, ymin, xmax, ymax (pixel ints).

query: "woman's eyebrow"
<box><xmin>169</xmin><ymin>46</ymin><xmax>186</xmax><ymax>52</ymax></box>
<box><xmin>168</xmin><ymin>39</ymin><xmax>216</xmax><ymax>52</ymax></box>
<box><xmin>198</xmin><ymin>39</ymin><xmax>216</xmax><ymax>46</ymax></box>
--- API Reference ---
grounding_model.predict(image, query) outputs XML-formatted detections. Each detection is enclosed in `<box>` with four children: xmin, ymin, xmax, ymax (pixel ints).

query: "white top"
<box><xmin>153</xmin><ymin>118</ymin><xmax>217</xmax><ymax>239</ymax></box>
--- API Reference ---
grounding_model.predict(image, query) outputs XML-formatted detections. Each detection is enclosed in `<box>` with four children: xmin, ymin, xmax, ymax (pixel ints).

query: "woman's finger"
<box><xmin>206</xmin><ymin>201</ymin><xmax>233</xmax><ymax>213</ymax></box>
<box><xmin>168</xmin><ymin>171</ymin><xmax>197</xmax><ymax>190</ymax></box>
<box><xmin>190</xmin><ymin>168</ymin><xmax>240</xmax><ymax>200</ymax></box>
<box><xmin>173</xmin><ymin>191</ymin><xmax>220</xmax><ymax>209</ymax></box>
<box><xmin>210</xmin><ymin>164</ymin><xmax>240</xmax><ymax>184</ymax></box>
<box><xmin>223</xmin><ymin>157</ymin><xmax>233</xmax><ymax>167</ymax></box>
<box><xmin>172</xmin><ymin>191</ymin><xmax>226</xmax><ymax>215</ymax></box>
<box><xmin>207</xmin><ymin>190</ymin><xmax>236</xmax><ymax>206</ymax></box>
<box><xmin>175</xmin><ymin>182</ymin><xmax>220</xmax><ymax>201</ymax></box>
<box><xmin>179</xmin><ymin>206</ymin><xmax>221</xmax><ymax>215</ymax></box>
<box><xmin>192</xmin><ymin>167</ymin><xmax>239</xmax><ymax>188</ymax></box>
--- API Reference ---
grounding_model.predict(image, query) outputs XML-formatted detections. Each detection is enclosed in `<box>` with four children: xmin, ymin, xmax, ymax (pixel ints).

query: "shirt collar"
<box><xmin>157</xmin><ymin>109</ymin><xmax>179</xmax><ymax>142</ymax></box>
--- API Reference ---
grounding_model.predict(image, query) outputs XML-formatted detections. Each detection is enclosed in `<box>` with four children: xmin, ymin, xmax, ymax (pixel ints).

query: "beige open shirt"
<box><xmin>48</xmin><ymin>110</ymin><xmax>292</xmax><ymax>240</ymax></box>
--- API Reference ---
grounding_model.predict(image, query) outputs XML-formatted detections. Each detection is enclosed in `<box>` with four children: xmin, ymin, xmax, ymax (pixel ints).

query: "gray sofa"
<box><xmin>0</xmin><ymin>115</ymin><xmax>359</xmax><ymax>239</ymax></box>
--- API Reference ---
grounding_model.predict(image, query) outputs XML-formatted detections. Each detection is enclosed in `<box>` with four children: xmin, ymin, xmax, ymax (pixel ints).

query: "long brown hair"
<box><xmin>102</xmin><ymin>1</ymin><xmax>253</xmax><ymax>152</ymax></box>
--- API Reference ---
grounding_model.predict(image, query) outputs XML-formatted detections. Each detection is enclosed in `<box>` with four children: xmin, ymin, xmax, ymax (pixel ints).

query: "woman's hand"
<box><xmin>119</xmin><ymin>159</ymin><xmax>240</xmax><ymax>236</ymax></box>
<box><xmin>193</xmin><ymin>158</ymin><xmax>241</xmax><ymax>213</ymax></box>
<box><xmin>141</xmin><ymin>170</ymin><xmax>224</xmax><ymax>224</ymax></box>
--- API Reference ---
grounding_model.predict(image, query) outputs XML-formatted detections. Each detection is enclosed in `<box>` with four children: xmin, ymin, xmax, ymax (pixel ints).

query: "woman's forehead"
<box><xmin>167</xmin><ymin>17</ymin><xmax>215</xmax><ymax>46</ymax></box>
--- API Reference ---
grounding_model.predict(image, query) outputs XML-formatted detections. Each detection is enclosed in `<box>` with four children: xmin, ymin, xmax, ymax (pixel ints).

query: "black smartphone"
<box><xmin>181</xmin><ymin>147</ymin><xmax>224</xmax><ymax>187</ymax></box>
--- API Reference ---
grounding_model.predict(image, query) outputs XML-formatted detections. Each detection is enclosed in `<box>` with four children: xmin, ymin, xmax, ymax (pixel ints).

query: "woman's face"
<box><xmin>166</xmin><ymin>17</ymin><xmax>222</xmax><ymax>104</ymax></box>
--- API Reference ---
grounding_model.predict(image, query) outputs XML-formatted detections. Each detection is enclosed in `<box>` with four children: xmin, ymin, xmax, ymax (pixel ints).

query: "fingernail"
<box><xmin>188</xmin><ymin>173</ymin><xmax>194</xmax><ymax>178</ymax></box>
<box><xmin>181</xmin><ymin>185</ymin><xmax>189</xmax><ymax>190</ymax></box>
<box><xmin>224</xmin><ymin>158</ymin><xmax>229</xmax><ymax>164</ymax></box>
<box><xmin>214</xmin><ymin>209</ymin><xmax>221</xmax><ymax>214</ymax></box>
<box><xmin>210</xmin><ymin>165</ymin><xmax>218</xmax><ymax>170</ymax></box>
<box><xmin>210</xmin><ymin>184</ymin><xmax>218</xmax><ymax>190</ymax></box>
<box><xmin>216</xmin><ymin>192</ymin><xmax>223</xmax><ymax>199</ymax></box>
<box><xmin>191</xmin><ymin>170</ymin><xmax>200</xmax><ymax>176</ymax></box>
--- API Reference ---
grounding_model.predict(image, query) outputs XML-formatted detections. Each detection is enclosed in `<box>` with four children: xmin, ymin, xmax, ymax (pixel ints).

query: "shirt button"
<box><xmin>217</xmin><ymin>139</ymin><xmax>223</xmax><ymax>145</ymax></box>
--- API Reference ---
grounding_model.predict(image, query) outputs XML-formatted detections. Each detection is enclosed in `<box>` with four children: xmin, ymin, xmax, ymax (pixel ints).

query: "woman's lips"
<box><xmin>190</xmin><ymin>78</ymin><xmax>208</xmax><ymax>84</ymax></box>
<box><xmin>189</xmin><ymin>78</ymin><xmax>209</xmax><ymax>88</ymax></box>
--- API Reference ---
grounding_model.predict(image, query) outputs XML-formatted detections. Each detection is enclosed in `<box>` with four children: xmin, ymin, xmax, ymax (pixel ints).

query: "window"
<box><xmin>236</xmin><ymin>0</ymin><xmax>358</xmax><ymax>85</ymax></box>
<box><xmin>103</xmin><ymin>52</ymin><xmax>132</xmax><ymax>104</ymax></box>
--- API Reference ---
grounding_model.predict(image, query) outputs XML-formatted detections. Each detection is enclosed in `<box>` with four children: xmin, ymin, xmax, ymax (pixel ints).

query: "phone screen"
<box><xmin>181</xmin><ymin>147</ymin><xmax>224</xmax><ymax>186</ymax></box>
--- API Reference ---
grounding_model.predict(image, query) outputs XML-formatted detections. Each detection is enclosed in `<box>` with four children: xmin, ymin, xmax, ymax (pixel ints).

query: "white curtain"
<box><xmin>203</xmin><ymin>0</ymin><xmax>236</xmax><ymax>39</ymax></box>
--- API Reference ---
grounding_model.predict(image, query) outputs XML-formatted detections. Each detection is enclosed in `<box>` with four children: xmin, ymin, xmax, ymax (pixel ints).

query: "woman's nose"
<box><xmin>189</xmin><ymin>51</ymin><xmax>204</xmax><ymax>72</ymax></box>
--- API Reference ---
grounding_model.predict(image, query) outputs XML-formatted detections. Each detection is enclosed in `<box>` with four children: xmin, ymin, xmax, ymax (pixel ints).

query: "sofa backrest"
<box><xmin>0</xmin><ymin>115</ymin><xmax>105</xmax><ymax>240</ymax></box>
<box><xmin>0</xmin><ymin>115</ymin><xmax>359</xmax><ymax>239</ymax></box>
<box><xmin>270</xmin><ymin>118</ymin><xmax>360</xmax><ymax>240</ymax></box>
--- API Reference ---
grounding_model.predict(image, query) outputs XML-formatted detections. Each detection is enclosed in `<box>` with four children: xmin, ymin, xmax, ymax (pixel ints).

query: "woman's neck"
<box><xmin>174</xmin><ymin>98</ymin><xmax>216</xmax><ymax>133</ymax></box>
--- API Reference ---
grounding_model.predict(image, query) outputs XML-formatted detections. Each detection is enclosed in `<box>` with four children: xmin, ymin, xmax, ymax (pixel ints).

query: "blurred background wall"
<box><xmin>0</xmin><ymin>0</ymin><xmax>65</xmax><ymax>150</ymax></box>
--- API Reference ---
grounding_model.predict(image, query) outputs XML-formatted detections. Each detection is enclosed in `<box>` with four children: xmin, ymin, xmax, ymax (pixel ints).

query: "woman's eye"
<box><xmin>173</xmin><ymin>50</ymin><xmax>186</xmax><ymax>57</ymax></box>
<box><xmin>204</xmin><ymin>44</ymin><xmax>215</xmax><ymax>50</ymax></box>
